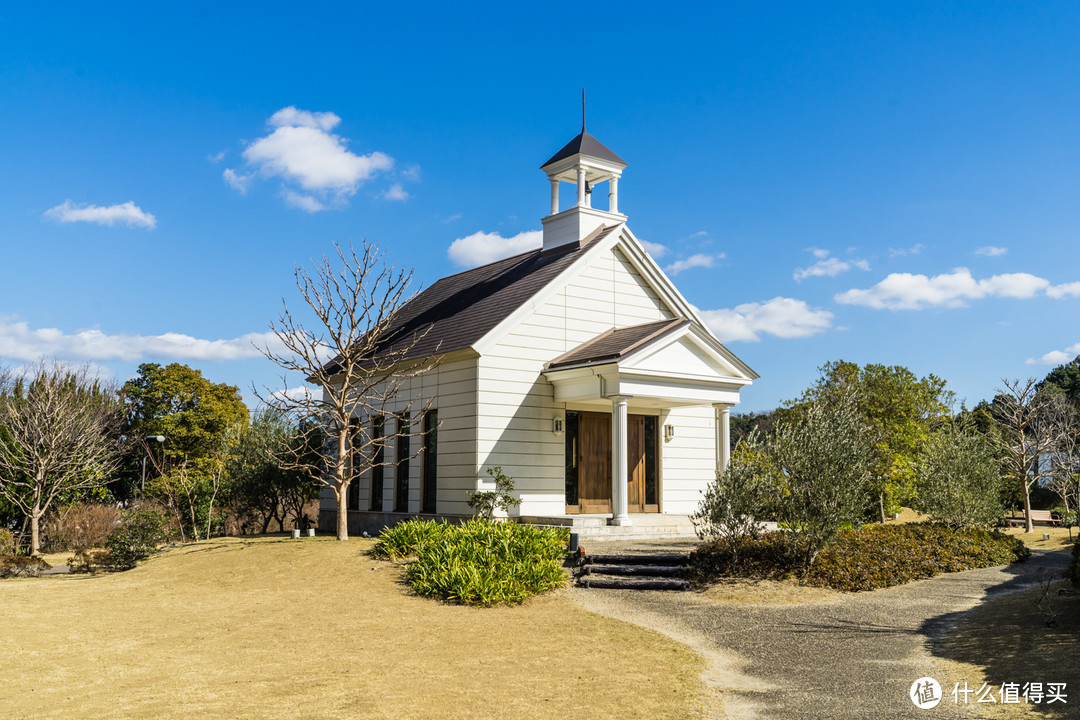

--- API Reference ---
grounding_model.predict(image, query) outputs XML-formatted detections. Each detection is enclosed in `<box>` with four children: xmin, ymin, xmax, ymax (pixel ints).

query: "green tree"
<box><xmin>915</xmin><ymin>418</ymin><xmax>1003</xmax><ymax>529</ymax></box>
<box><xmin>123</xmin><ymin>363</ymin><xmax>248</xmax><ymax>540</ymax></box>
<box><xmin>230</xmin><ymin>408</ymin><xmax>320</xmax><ymax>533</ymax></box>
<box><xmin>788</xmin><ymin>360</ymin><xmax>952</xmax><ymax>522</ymax></box>
<box><xmin>770</xmin><ymin>399</ymin><xmax>874</xmax><ymax>568</ymax></box>
<box><xmin>1038</xmin><ymin>355</ymin><xmax>1080</xmax><ymax>415</ymax></box>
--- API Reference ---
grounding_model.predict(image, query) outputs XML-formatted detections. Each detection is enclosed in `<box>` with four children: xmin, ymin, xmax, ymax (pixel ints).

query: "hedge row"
<box><xmin>694</xmin><ymin>523</ymin><xmax>1030</xmax><ymax>592</ymax></box>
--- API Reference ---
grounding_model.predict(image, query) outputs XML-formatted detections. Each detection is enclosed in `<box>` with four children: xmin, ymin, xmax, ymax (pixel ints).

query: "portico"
<box><xmin>544</xmin><ymin>317</ymin><xmax>755</xmax><ymax>526</ymax></box>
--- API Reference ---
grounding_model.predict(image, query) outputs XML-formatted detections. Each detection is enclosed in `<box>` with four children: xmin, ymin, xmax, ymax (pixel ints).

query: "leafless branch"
<box><xmin>255</xmin><ymin>240</ymin><xmax>438</xmax><ymax>540</ymax></box>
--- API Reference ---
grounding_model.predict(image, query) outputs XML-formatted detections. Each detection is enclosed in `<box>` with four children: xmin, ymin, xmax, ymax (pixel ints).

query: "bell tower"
<box><xmin>540</xmin><ymin>120</ymin><xmax>627</xmax><ymax>253</ymax></box>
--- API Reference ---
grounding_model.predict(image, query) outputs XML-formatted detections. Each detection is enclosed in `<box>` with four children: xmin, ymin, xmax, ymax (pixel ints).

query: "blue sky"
<box><xmin>3</xmin><ymin>2</ymin><xmax>1080</xmax><ymax>413</ymax></box>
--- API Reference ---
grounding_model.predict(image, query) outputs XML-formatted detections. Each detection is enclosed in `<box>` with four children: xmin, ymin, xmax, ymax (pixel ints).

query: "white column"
<box><xmin>608</xmin><ymin>176</ymin><xmax>619</xmax><ymax>214</ymax></box>
<box><xmin>576</xmin><ymin>166</ymin><xmax>587</xmax><ymax>207</ymax></box>
<box><xmin>549</xmin><ymin>178</ymin><xmax>559</xmax><ymax>215</ymax></box>
<box><xmin>714</xmin><ymin>403</ymin><xmax>731</xmax><ymax>477</ymax></box>
<box><xmin>611</xmin><ymin>395</ymin><xmax>631</xmax><ymax>526</ymax></box>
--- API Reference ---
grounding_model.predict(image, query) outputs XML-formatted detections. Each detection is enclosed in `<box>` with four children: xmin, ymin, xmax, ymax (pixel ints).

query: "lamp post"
<box><xmin>141</xmin><ymin>435</ymin><xmax>165</xmax><ymax>497</ymax></box>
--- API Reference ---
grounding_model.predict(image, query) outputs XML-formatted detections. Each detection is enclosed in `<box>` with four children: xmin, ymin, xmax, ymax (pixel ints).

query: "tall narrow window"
<box><xmin>643</xmin><ymin>416</ymin><xmax>658</xmax><ymax>507</ymax></box>
<box><xmin>395</xmin><ymin>413</ymin><xmax>410</xmax><ymax>512</ymax></box>
<box><xmin>369</xmin><ymin>416</ymin><xmax>384</xmax><ymax>511</ymax></box>
<box><xmin>564</xmin><ymin>411</ymin><xmax>579</xmax><ymax>507</ymax></box>
<box><xmin>347</xmin><ymin>418</ymin><xmax>360</xmax><ymax>511</ymax></box>
<box><xmin>421</xmin><ymin>410</ymin><xmax>438</xmax><ymax>514</ymax></box>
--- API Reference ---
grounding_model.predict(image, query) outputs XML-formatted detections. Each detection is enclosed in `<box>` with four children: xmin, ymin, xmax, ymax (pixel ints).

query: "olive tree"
<box><xmin>915</xmin><ymin>419</ymin><xmax>1003</xmax><ymax>529</ymax></box>
<box><xmin>769</xmin><ymin>400</ymin><xmax>873</xmax><ymax>568</ymax></box>
<box><xmin>691</xmin><ymin>432</ymin><xmax>774</xmax><ymax>567</ymax></box>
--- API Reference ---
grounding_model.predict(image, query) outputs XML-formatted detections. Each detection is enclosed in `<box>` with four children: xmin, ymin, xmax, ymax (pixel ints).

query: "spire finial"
<box><xmin>581</xmin><ymin>88</ymin><xmax>586</xmax><ymax>132</ymax></box>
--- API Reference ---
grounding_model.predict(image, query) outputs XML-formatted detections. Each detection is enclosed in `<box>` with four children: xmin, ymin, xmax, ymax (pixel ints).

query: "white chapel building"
<box><xmin>318</xmin><ymin>125</ymin><xmax>758</xmax><ymax>537</ymax></box>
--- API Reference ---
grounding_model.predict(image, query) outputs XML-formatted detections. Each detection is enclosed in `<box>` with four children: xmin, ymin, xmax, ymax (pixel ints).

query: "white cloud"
<box><xmin>43</xmin><ymin>200</ymin><xmax>156</xmax><ymax>230</ymax></box>
<box><xmin>281</xmin><ymin>190</ymin><xmax>326</xmax><ymax>213</ymax></box>
<box><xmin>208</xmin><ymin>151</ymin><xmax>226</xmax><ymax>164</ymax></box>
<box><xmin>447</xmin><ymin>230</ymin><xmax>542</xmax><ymax>268</ymax></box>
<box><xmin>835</xmin><ymin>268</ymin><xmax>1052</xmax><ymax>310</ymax></box>
<box><xmin>665</xmin><ymin>253</ymin><xmax>724</xmax><ymax>275</ymax></box>
<box><xmin>270</xmin><ymin>386</ymin><xmax>316</xmax><ymax>403</ymax></box>
<box><xmin>401</xmin><ymin>164</ymin><xmax>421</xmax><ymax>182</ymax></box>
<box><xmin>440</xmin><ymin>213</ymin><xmax>462</xmax><ymax>224</ymax></box>
<box><xmin>1027</xmin><ymin>343</ymin><xmax>1080</xmax><ymax>365</ymax></box>
<box><xmin>794</xmin><ymin>249</ymin><xmax>870</xmax><ymax>281</ymax></box>
<box><xmin>641</xmin><ymin>240</ymin><xmax>669</xmax><ymax>258</ymax></box>
<box><xmin>698</xmin><ymin>297</ymin><xmax>834</xmax><ymax>343</ymax></box>
<box><xmin>223</xmin><ymin>168</ymin><xmax>254</xmax><ymax>194</ymax></box>
<box><xmin>976</xmin><ymin>246</ymin><xmax>1008</xmax><ymax>257</ymax></box>
<box><xmin>0</xmin><ymin>316</ymin><xmax>280</xmax><ymax>362</ymax></box>
<box><xmin>380</xmin><ymin>183</ymin><xmax>409</xmax><ymax>202</ymax></box>
<box><xmin>228</xmin><ymin>106</ymin><xmax>396</xmax><ymax>211</ymax></box>
<box><xmin>978</xmin><ymin>273</ymin><xmax>1049</xmax><ymax>298</ymax></box>
<box><xmin>888</xmin><ymin>243</ymin><xmax>925</xmax><ymax>258</ymax></box>
<box><xmin>1047</xmin><ymin>282</ymin><xmax>1080</xmax><ymax>299</ymax></box>
<box><xmin>267</xmin><ymin>106</ymin><xmax>341</xmax><ymax>132</ymax></box>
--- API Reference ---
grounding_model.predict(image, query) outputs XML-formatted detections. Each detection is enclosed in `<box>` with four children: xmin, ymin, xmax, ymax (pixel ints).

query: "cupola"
<box><xmin>540</xmin><ymin>124</ymin><xmax>627</xmax><ymax>253</ymax></box>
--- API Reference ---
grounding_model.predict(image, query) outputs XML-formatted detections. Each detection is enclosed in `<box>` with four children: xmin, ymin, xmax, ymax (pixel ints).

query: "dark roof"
<box><xmin>541</xmin><ymin>129</ymin><xmax>626</xmax><ymax>169</ymax></box>
<box><xmin>320</xmin><ymin>225</ymin><xmax>620</xmax><ymax>376</ymax></box>
<box><xmin>545</xmin><ymin>318</ymin><xmax>689</xmax><ymax>371</ymax></box>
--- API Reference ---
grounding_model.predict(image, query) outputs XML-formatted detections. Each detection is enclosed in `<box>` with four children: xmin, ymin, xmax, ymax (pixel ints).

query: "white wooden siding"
<box><xmin>478</xmin><ymin>244</ymin><xmax>681</xmax><ymax>516</ymax></box>
<box><xmin>325</xmin><ymin>356</ymin><xmax>479</xmax><ymax>518</ymax></box>
<box><xmin>660</xmin><ymin>405</ymin><xmax>716</xmax><ymax>514</ymax></box>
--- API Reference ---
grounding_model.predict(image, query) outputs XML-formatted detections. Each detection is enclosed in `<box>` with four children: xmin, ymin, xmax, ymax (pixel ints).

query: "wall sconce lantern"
<box><xmin>664</xmin><ymin>424</ymin><xmax>675</xmax><ymax>442</ymax></box>
<box><xmin>553</xmin><ymin>417</ymin><xmax>564</xmax><ymax>435</ymax></box>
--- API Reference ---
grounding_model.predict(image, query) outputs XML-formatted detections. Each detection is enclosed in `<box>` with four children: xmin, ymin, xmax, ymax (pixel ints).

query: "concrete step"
<box><xmin>577</xmin><ymin>577</ymin><xmax>691</xmax><ymax>591</ymax></box>
<box><xmin>585</xmin><ymin>553</ymin><xmax>691</xmax><ymax>566</ymax></box>
<box><xmin>582</xmin><ymin>564</ymin><xmax>687</xmax><ymax>578</ymax></box>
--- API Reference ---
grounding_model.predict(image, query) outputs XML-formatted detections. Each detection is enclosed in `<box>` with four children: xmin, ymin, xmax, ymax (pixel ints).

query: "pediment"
<box><xmin>619</xmin><ymin>324</ymin><xmax>751</xmax><ymax>383</ymax></box>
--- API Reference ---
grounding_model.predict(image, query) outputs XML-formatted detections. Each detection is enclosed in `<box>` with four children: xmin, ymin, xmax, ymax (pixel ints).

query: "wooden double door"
<box><xmin>565</xmin><ymin>411</ymin><xmax>659</xmax><ymax>514</ymax></box>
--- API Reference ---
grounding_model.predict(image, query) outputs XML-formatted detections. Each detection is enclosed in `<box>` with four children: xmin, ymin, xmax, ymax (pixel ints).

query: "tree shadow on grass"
<box><xmin>922</xmin><ymin>549</ymin><xmax>1076</xmax><ymax>718</ymax></box>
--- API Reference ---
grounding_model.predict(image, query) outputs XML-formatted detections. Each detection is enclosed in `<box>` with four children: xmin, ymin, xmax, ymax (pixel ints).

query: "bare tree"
<box><xmin>993</xmin><ymin>378</ymin><xmax>1071</xmax><ymax>533</ymax></box>
<box><xmin>1047</xmin><ymin>405</ymin><xmax>1080</xmax><ymax>535</ymax></box>
<box><xmin>257</xmin><ymin>241</ymin><xmax>436</xmax><ymax>541</ymax></box>
<box><xmin>0</xmin><ymin>359</ymin><xmax>123</xmax><ymax>554</ymax></box>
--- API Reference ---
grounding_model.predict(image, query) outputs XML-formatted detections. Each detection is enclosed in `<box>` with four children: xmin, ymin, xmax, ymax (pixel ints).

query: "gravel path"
<box><xmin>571</xmin><ymin>540</ymin><xmax>1070</xmax><ymax>720</ymax></box>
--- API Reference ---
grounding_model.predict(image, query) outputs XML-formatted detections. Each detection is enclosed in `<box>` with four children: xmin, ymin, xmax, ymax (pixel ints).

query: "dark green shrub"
<box><xmin>374</xmin><ymin>519</ymin><xmax>569</xmax><ymax>606</ymax></box>
<box><xmin>104</xmin><ymin>509</ymin><xmax>168</xmax><ymax>570</ymax></box>
<box><xmin>0</xmin><ymin>528</ymin><xmax>14</xmax><ymax>556</ymax></box>
<box><xmin>692</xmin><ymin>523</ymin><xmax>1029</xmax><ymax>593</ymax></box>
<box><xmin>693</xmin><ymin>532</ymin><xmax>800</xmax><ymax>583</ymax></box>
<box><xmin>0</xmin><ymin>555</ymin><xmax>51</xmax><ymax>578</ymax></box>
<box><xmin>806</xmin><ymin>524</ymin><xmax>1028</xmax><ymax>592</ymax></box>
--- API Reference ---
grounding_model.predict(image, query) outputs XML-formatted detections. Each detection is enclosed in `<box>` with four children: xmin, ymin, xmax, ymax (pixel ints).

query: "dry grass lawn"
<box><xmin>0</xmin><ymin>536</ymin><xmax>710</xmax><ymax>720</ymax></box>
<box><xmin>1004</xmin><ymin>525</ymin><xmax>1076</xmax><ymax>551</ymax></box>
